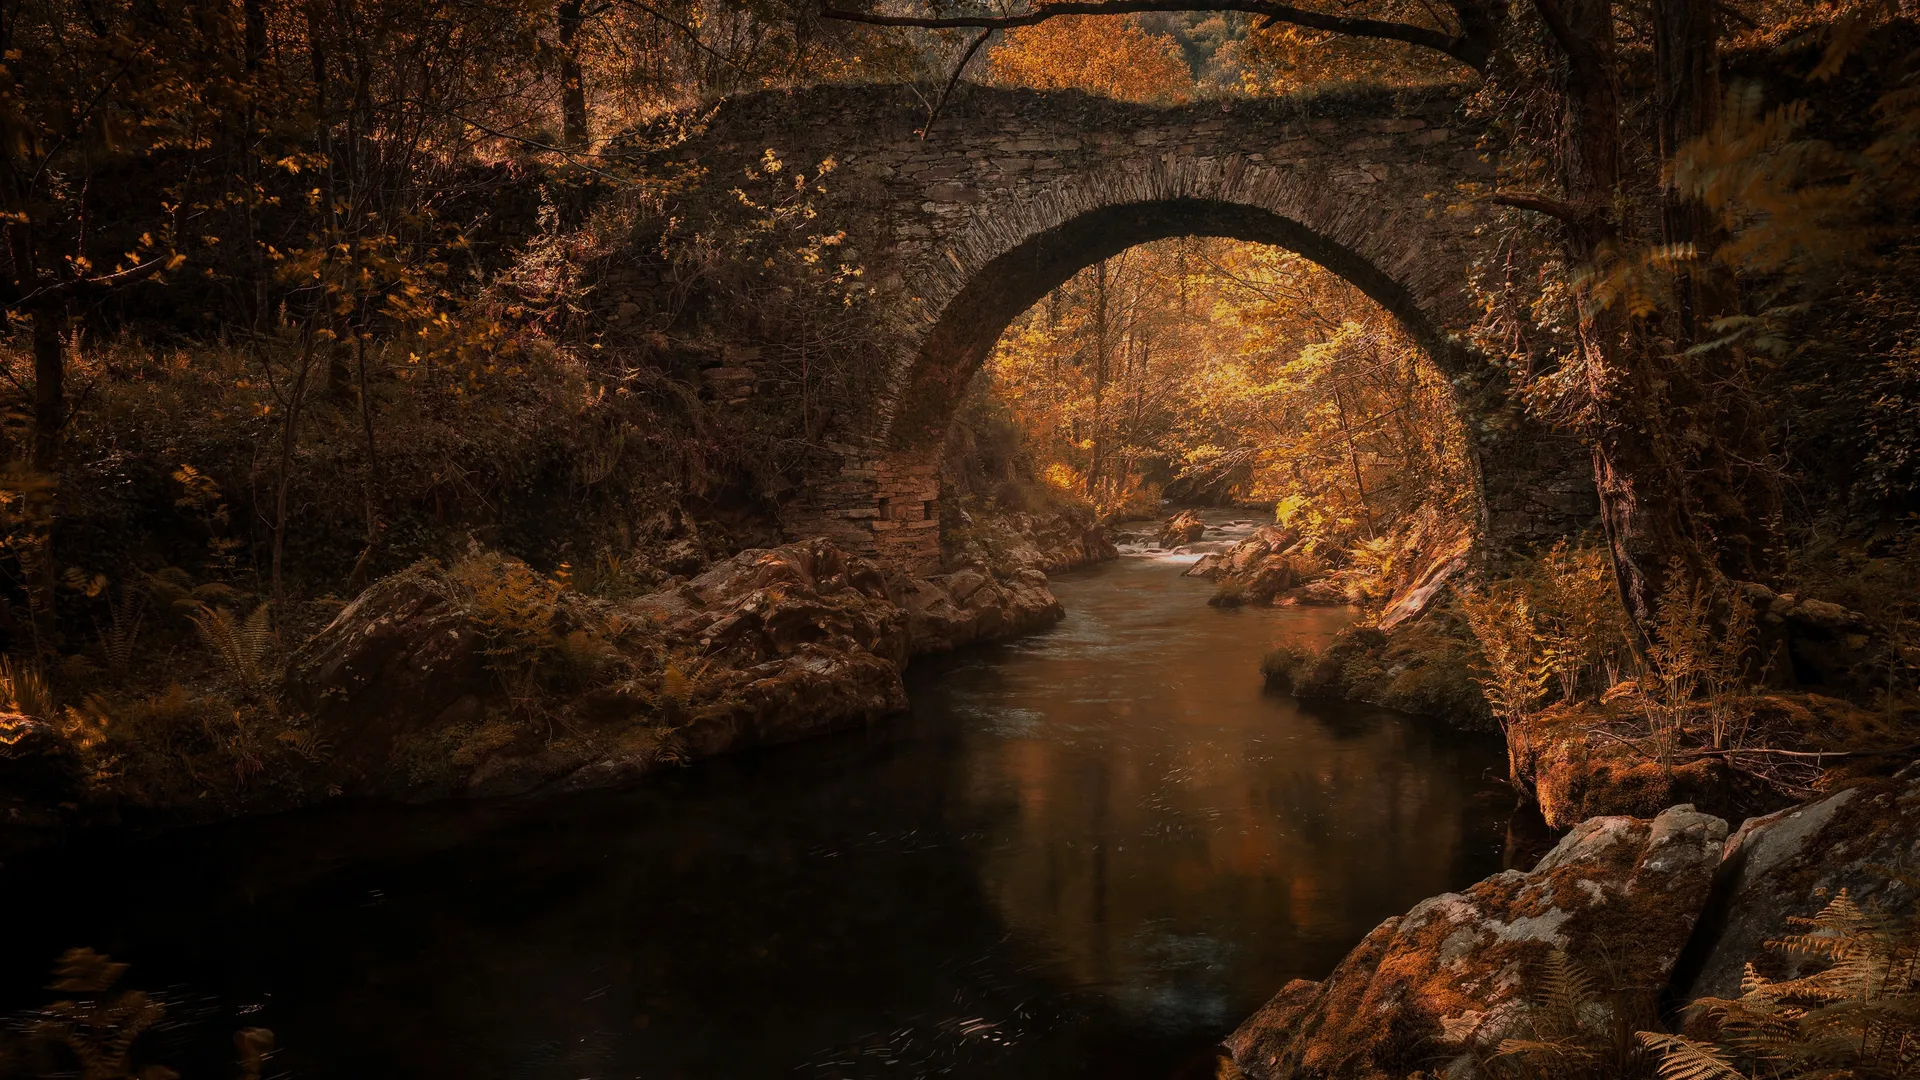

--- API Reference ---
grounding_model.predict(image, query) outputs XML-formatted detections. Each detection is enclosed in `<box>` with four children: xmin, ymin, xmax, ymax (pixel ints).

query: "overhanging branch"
<box><xmin>821</xmin><ymin>0</ymin><xmax>1492</xmax><ymax>72</ymax></box>
<box><xmin>9</xmin><ymin>254</ymin><xmax>181</xmax><ymax>312</ymax></box>
<box><xmin>1486</xmin><ymin>191</ymin><xmax>1591</xmax><ymax>224</ymax></box>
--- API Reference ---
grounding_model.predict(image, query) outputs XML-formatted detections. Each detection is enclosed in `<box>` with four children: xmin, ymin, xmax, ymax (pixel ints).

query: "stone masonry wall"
<box><xmin>601</xmin><ymin>83</ymin><xmax>1596</xmax><ymax>572</ymax></box>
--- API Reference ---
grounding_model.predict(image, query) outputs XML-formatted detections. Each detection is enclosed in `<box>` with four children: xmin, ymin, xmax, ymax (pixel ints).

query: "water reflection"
<box><xmin>0</xmin><ymin>548</ymin><xmax>1514</xmax><ymax>1080</ymax></box>
<box><xmin>932</xmin><ymin>557</ymin><xmax>1510</xmax><ymax>1043</ymax></box>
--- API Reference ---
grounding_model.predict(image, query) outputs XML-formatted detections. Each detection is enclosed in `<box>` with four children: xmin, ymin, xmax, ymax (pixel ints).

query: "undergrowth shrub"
<box><xmin>1484</xmin><ymin>949</ymin><xmax>1658</xmax><ymax>1080</ymax></box>
<box><xmin>1641</xmin><ymin>884</ymin><xmax>1920</xmax><ymax>1080</ymax></box>
<box><xmin>1210</xmin><ymin>578</ymin><xmax>1248</xmax><ymax>608</ymax></box>
<box><xmin>1260</xmin><ymin>641</ymin><xmax>1316</xmax><ymax>691</ymax></box>
<box><xmin>1458</xmin><ymin>581</ymin><xmax>1551</xmax><ymax>781</ymax></box>
<box><xmin>188</xmin><ymin>604</ymin><xmax>276</xmax><ymax>694</ymax></box>
<box><xmin>0</xmin><ymin>655</ymin><xmax>55</xmax><ymax>721</ymax></box>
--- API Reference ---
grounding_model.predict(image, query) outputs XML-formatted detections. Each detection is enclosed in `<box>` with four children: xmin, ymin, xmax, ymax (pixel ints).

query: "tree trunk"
<box><xmin>273</xmin><ymin>339</ymin><xmax>318</xmax><ymax>611</ymax></box>
<box><xmin>1653</xmin><ymin>0</ymin><xmax>1723</xmax><ymax>336</ymax></box>
<box><xmin>1331</xmin><ymin>383</ymin><xmax>1374</xmax><ymax>539</ymax></box>
<box><xmin>557</xmin><ymin>0</ymin><xmax>590</xmax><ymax>149</ymax></box>
<box><xmin>26</xmin><ymin>303</ymin><xmax>67</xmax><ymax>645</ymax></box>
<box><xmin>31</xmin><ymin>305</ymin><xmax>66</xmax><ymax>477</ymax></box>
<box><xmin>1537</xmin><ymin>0</ymin><xmax>1690</xmax><ymax>637</ymax></box>
<box><xmin>1089</xmin><ymin>259</ymin><xmax>1109</xmax><ymax>497</ymax></box>
<box><xmin>244</xmin><ymin>0</ymin><xmax>269</xmax><ymax>72</ymax></box>
<box><xmin>345</xmin><ymin>331</ymin><xmax>382</xmax><ymax>590</ymax></box>
<box><xmin>1651</xmin><ymin>0</ymin><xmax>1784</xmax><ymax>587</ymax></box>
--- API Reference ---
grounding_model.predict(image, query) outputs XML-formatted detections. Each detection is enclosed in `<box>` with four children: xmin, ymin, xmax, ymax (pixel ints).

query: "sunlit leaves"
<box><xmin>985</xmin><ymin>15</ymin><xmax>1194</xmax><ymax>103</ymax></box>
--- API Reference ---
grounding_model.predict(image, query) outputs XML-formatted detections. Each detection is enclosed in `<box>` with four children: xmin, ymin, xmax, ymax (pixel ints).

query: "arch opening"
<box><xmin>845</xmin><ymin>194</ymin><xmax>1504</xmax><ymax>575</ymax></box>
<box><xmin>886</xmin><ymin>198</ymin><xmax>1458</xmax><ymax>456</ymax></box>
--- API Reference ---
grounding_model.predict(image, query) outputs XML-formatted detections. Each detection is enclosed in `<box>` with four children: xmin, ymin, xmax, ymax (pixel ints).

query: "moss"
<box><xmin>1280</xmin><ymin>622</ymin><xmax>1493</xmax><ymax>727</ymax></box>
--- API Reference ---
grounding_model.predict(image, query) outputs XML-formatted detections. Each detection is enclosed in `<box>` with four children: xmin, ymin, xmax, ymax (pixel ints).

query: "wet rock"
<box><xmin>949</xmin><ymin>505</ymin><xmax>1117</xmax><ymax>574</ymax></box>
<box><xmin>1159</xmin><ymin>509</ymin><xmax>1208</xmax><ymax>547</ymax></box>
<box><xmin>902</xmin><ymin>565</ymin><xmax>1063</xmax><ymax>654</ymax></box>
<box><xmin>675</xmin><ymin>642</ymin><xmax>907</xmax><ymax>758</ymax></box>
<box><xmin>1184</xmin><ymin>553</ymin><xmax>1227</xmax><ymax>579</ymax></box>
<box><xmin>1377</xmin><ymin>552</ymin><xmax>1467</xmax><ymax>630</ymax></box>
<box><xmin>1674</xmin><ymin>764</ymin><xmax>1920</xmax><ymax>1006</ymax></box>
<box><xmin>1208</xmin><ymin>525</ymin><xmax>1321</xmax><ymax>605</ymax></box>
<box><xmin>1281</xmin><ymin>578</ymin><xmax>1351</xmax><ymax>606</ymax></box>
<box><xmin>1279</xmin><ymin>623</ymin><xmax>1489</xmax><ymax>723</ymax></box>
<box><xmin>1375</xmin><ymin>511</ymin><xmax>1472</xmax><ymax>630</ymax></box>
<box><xmin>1227</xmin><ymin>805</ymin><xmax>1728</xmax><ymax>1080</ymax></box>
<box><xmin>286</xmin><ymin>569</ymin><xmax>492</xmax><ymax>770</ymax></box>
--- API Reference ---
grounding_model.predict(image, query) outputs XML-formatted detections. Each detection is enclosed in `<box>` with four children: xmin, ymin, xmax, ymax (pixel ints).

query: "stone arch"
<box><xmin>600</xmin><ymin>84</ymin><xmax>1597</xmax><ymax>569</ymax></box>
<box><xmin>848</xmin><ymin>161</ymin><xmax>1564</xmax><ymax>570</ymax></box>
<box><xmin>876</xmin><ymin>156</ymin><xmax>1478</xmax><ymax>452</ymax></box>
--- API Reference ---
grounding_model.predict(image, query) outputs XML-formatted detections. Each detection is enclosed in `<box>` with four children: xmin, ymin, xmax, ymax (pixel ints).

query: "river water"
<box><xmin>1</xmin><ymin>523</ymin><xmax>1521</xmax><ymax>1079</ymax></box>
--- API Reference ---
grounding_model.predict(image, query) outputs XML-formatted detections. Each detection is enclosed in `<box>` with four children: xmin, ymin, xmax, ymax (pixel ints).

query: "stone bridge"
<box><xmin>601</xmin><ymin>83</ymin><xmax>1596</xmax><ymax>570</ymax></box>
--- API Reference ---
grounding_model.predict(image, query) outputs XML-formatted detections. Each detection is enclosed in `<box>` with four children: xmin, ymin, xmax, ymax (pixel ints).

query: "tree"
<box><xmin>986</xmin><ymin>14</ymin><xmax>1194</xmax><ymax>102</ymax></box>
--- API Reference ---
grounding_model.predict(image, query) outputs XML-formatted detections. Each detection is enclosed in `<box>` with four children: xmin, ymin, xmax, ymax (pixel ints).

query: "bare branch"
<box><xmin>8</xmin><ymin>254</ymin><xmax>180</xmax><ymax>312</ymax></box>
<box><xmin>604</xmin><ymin>0</ymin><xmax>744</xmax><ymax>70</ymax></box>
<box><xmin>821</xmin><ymin>0</ymin><xmax>1491</xmax><ymax>72</ymax></box>
<box><xmin>440</xmin><ymin>110</ymin><xmax>633</xmax><ymax>184</ymax></box>
<box><xmin>1486</xmin><ymin>192</ymin><xmax>1591</xmax><ymax>223</ymax></box>
<box><xmin>922</xmin><ymin>29</ymin><xmax>996</xmax><ymax>138</ymax></box>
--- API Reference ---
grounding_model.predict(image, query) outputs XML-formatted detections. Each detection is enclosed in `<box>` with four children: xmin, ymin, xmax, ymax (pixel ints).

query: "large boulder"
<box><xmin>1159</xmin><ymin>509</ymin><xmax>1208</xmax><ymax>548</ymax></box>
<box><xmin>285</xmin><ymin>568</ymin><xmax>493</xmax><ymax>770</ymax></box>
<box><xmin>1227</xmin><ymin>805</ymin><xmax>1728</xmax><ymax>1080</ymax></box>
<box><xmin>1184</xmin><ymin>552</ymin><xmax>1227</xmax><ymax>579</ymax></box>
<box><xmin>1208</xmin><ymin>525</ymin><xmax>1325</xmax><ymax>606</ymax></box>
<box><xmin>1673</xmin><ymin>763</ymin><xmax>1920</xmax><ymax>1006</ymax></box>
<box><xmin>901</xmin><ymin>566</ymin><xmax>1063</xmax><ymax>654</ymax></box>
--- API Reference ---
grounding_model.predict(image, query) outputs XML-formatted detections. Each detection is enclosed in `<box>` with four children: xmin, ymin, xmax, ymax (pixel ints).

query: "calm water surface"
<box><xmin>1</xmin><ymin>530</ymin><xmax>1520</xmax><ymax>1079</ymax></box>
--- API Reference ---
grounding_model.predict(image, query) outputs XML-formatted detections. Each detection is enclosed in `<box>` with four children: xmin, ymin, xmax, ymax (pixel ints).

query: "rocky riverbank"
<box><xmin>1225</xmin><ymin>765</ymin><xmax>1920</xmax><ymax>1079</ymax></box>
<box><xmin>0</xmin><ymin>537</ymin><xmax>1073</xmax><ymax>856</ymax></box>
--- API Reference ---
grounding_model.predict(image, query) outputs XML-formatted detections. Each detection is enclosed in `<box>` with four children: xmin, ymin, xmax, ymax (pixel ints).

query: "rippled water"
<box><xmin>1</xmin><ymin>528</ymin><xmax>1522</xmax><ymax>1079</ymax></box>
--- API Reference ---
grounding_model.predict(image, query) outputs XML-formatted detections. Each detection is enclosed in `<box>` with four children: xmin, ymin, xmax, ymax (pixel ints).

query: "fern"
<box><xmin>1483</xmin><ymin>949</ymin><xmax>1650</xmax><ymax>1080</ymax></box>
<box><xmin>0</xmin><ymin>654</ymin><xmax>56</xmax><ymax>720</ymax></box>
<box><xmin>1648</xmin><ymin>885</ymin><xmax>1920</xmax><ymax>1080</ymax></box>
<box><xmin>1540</xmin><ymin>947</ymin><xmax>1599</xmax><ymax>1025</ymax></box>
<box><xmin>1458</xmin><ymin>582</ymin><xmax>1551</xmax><ymax>783</ymax></box>
<box><xmin>190</xmin><ymin>603</ymin><xmax>276</xmax><ymax>691</ymax></box>
<box><xmin>1636</xmin><ymin>1033</ymin><xmax>1745</xmax><ymax>1080</ymax></box>
<box><xmin>96</xmin><ymin>586</ymin><xmax>146</xmax><ymax>673</ymax></box>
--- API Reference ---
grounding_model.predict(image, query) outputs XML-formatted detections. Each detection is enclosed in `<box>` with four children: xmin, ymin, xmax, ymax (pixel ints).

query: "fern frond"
<box><xmin>1636</xmin><ymin>1032</ymin><xmax>1747</xmax><ymax>1080</ymax></box>
<box><xmin>190</xmin><ymin>603</ymin><xmax>277</xmax><ymax>691</ymax></box>
<box><xmin>1489</xmin><ymin>1036</ymin><xmax>1597</xmax><ymax>1062</ymax></box>
<box><xmin>96</xmin><ymin>586</ymin><xmax>146</xmax><ymax>672</ymax></box>
<box><xmin>1539</xmin><ymin>948</ymin><xmax>1598</xmax><ymax>1025</ymax></box>
<box><xmin>0</xmin><ymin>655</ymin><xmax>56</xmax><ymax>720</ymax></box>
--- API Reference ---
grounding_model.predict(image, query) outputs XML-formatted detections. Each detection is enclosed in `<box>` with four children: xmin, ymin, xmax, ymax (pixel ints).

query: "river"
<box><xmin>0</xmin><ymin>522</ymin><xmax>1523</xmax><ymax>1079</ymax></box>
